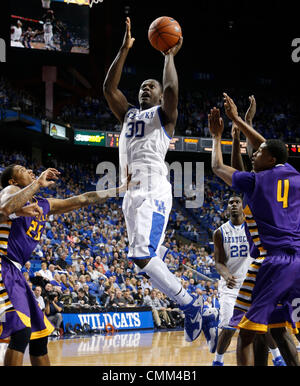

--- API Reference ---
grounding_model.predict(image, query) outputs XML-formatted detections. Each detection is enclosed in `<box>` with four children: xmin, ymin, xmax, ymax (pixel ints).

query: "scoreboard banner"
<box><xmin>71</xmin><ymin>130</ymin><xmax>300</xmax><ymax>157</ymax></box>
<box><xmin>74</xmin><ymin>129</ymin><xmax>106</xmax><ymax>146</ymax></box>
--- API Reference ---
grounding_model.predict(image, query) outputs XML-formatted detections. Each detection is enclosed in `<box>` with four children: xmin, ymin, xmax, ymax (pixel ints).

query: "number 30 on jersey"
<box><xmin>125</xmin><ymin>121</ymin><xmax>145</xmax><ymax>138</ymax></box>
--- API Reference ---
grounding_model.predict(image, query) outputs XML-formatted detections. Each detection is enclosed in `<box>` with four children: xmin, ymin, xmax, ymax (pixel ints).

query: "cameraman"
<box><xmin>45</xmin><ymin>292</ymin><xmax>64</xmax><ymax>337</ymax></box>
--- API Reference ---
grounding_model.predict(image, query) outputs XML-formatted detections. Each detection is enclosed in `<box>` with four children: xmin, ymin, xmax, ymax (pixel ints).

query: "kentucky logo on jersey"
<box><xmin>127</xmin><ymin>109</ymin><xmax>155</xmax><ymax>121</ymax></box>
<box><xmin>154</xmin><ymin>200</ymin><xmax>166</xmax><ymax>215</ymax></box>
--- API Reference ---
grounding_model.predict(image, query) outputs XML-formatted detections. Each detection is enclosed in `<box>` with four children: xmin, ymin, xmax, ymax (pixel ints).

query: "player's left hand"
<box><xmin>121</xmin><ymin>17</ymin><xmax>135</xmax><ymax>50</ymax></box>
<box><xmin>208</xmin><ymin>107</ymin><xmax>224</xmax><ymax>137</ymax></box>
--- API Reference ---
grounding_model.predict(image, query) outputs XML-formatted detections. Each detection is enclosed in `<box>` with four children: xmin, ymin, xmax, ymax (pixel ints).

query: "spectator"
<box><xmin>133</xmin><ymin>286</ymin><xmax>144</xmax><ymax>306</ymax></box>
<box><xmin>100</xmin><ymin>284</ymin><xmax>111</xmax><ymax>306</ymax></box>
<box><xmin>45</xmin><ymin>292</ymin><xmax>64</xmax><ymax>337</ymax></box>
<box><xmin>123</xmin><ymin>289</ymin><xmax>136</xmax><ymax>307</ymax></box>
<box><xmin>36</xmin><ymin>262</ymin><xmax>53</xmax><ymax>282</ymax></box>
<box><xmin>56</xmin><ymin>252</ymin><xmax>69</xmax><ymax>270</ymax></box>
<box><xmin>33</xmin><ymin>285</ymin><xmax>45</xmax><ymax>312</ymax></box>
<box><xmin>72</xmin><ymin>288</ymin><xmax>89</xmax><ymax>306</ymax></box>
<box><xmin>143</xmin><ymin>289</ymin><xmax>172</xmax><ymax>329</ymax></box>
<box><xmin>21</xmin><ymin>261</ymin><xmax>34</xmax><ymax>280</ymax></box>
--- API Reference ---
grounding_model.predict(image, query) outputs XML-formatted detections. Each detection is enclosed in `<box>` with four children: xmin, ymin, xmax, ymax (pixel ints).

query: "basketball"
<box><xmin>148</xmin><ymin>16</ymin><xmax>182</xmax><ymax>53</ymax></box>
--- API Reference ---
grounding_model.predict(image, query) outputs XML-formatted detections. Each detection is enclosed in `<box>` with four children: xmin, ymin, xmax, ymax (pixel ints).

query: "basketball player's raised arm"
<box><xmin>231</xmin><ymin>123</ymin><xmax>245</xmax><ymax>171</ymax></box>
<box><xmin>208</xmin><ymin>107</ymin><xmax>236</xmax><ymax>186</ymax></box>
<box><xmin>47</xmin><ymin>179</ymin><xmax>129</xmax><ymax>215</ymax></box>
<box><xmin>160</xmin><ymin>37</ymin><xmax>183</xmax><ymax>138</ymax></box>
<box><xmin>244</xmin><ymin>95</ymin><xmax>261</xmax><ymax>159</ymax></box>
<box><xmin>223</xmin><ymin>93</ymin><xmax>265</xmax><ymax>151</ymax></box>
<box><xmin>103</xmin><ymin>17</ymin><xmax>135</xmax><ymax>123</ymax></box>
<box><xmin>213</xmin><ymin>229</ymin><xmax>237</xmax><ymax>289</ymax></box>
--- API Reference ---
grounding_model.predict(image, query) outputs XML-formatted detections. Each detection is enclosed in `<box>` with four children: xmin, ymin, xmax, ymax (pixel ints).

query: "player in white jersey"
<box><xmin>11</xmin><ymin>20</ymin><xmax>24</xmax><ymax>48</ymax></box>
<box><xmin>43</xmin><ymin>21</ymin><xmax>56</xmax><ymax>50</ymax></box>
<box><xmin>103</xmin><ymin>17</ymin><xmax>203</xmax><ymax>343</ymax></box>
<box><xmin>212</xmin><ymin>195</ymin><xmax>253</xmax><ymax>365</ymax></box>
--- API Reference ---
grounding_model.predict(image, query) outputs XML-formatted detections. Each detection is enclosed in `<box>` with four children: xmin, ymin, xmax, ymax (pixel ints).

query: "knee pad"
<box><xmin>8</xmin><ymin>327</ymin><xmax>31</xmax><ymax>353</ymax></box>
<box><xmin>29</xmin><ymin>336</ymin><xmax>48</xmax><ymax>357</ymax></box>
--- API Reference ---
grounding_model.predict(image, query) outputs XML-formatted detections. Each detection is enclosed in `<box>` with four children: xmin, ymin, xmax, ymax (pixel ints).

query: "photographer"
<box><xmin>45</xmin><ymin>292</ymin><xmax>64</xmax><ymax>337</ymax></box>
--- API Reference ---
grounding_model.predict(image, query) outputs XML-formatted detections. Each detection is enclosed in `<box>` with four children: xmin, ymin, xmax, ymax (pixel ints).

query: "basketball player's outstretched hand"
<box><xmin>208</xmin><ymin>107</ymin><xmax>224</xmax><ymax>137</ymax></box>
<box><xmin>223</xmin><ymin>93</ymin><xmax>239</xmax><ymax>121</ymax></box>
<box><xmin>117</xmin><ymin>174</ymin><xmax>139</xmax><ymax>195</ymax></box>
<box><xmin>163</xmin><ymin>36</ymin><xmax>183</xmax><ymax>56</ymax></box>
<box><xmin>37</xmin><ymin>168</ymin><xmax>60</xmax><ymax>188</ymax></box>
<box><xmin>245</xmin><ymin>95</ymin><xmax>256</xmax><ymax>123</ymax></box>
<box><xmin>16</xmin><ymin>202</ymin><xmax>43</xmax><ymax>218</ymax></box>
<box><xmin>122</xmin><ymin>17</ymin><xmax>135</xmax><ymax>50</ymax></box>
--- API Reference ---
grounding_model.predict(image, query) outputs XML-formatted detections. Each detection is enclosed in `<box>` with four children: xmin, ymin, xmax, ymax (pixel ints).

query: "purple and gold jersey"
<box><xmin>0</xmin><ymin>196</ymin><xmax>50</xmax><ymax>266</ymax></box>
<box><xmin>232</xmin><ymin>163</ymin><xmax>300</xmax><ymax>258</ymax></box>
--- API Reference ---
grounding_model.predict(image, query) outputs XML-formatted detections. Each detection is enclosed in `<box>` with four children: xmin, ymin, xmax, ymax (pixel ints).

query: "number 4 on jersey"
<box><xmin>277</xmin><ymin>179</ymin><xmax>289</xmax><ymax>208</ymax></box>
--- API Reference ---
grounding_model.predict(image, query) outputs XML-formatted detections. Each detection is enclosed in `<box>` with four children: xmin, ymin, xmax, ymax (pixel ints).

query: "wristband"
<box><xmin>8</xmin><ymin>213</ymin><xmax>19</xmax><ymax>220</ymax></box>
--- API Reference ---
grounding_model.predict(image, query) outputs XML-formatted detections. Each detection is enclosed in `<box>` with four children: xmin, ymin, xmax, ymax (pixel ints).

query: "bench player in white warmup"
<box><xmin>103</xmin><ymin>17</ymin><xmax>203</xmax><ymax>342</ymax></box>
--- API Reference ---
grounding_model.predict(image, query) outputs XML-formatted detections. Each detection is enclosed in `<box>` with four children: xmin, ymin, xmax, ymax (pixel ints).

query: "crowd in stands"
<box><xmin>58</xmin><ymin>89</ymin><xmax>300</xmax><ymax>143</ymax></box>
<box><xmin>0</xmin><ymin>76</ymin><xmax>44</xmax><ymax>119</ymax></box>
<box><xmin>1</xmin><ymin>75</ymin><xmax>299</xmax><ymax>143</ymax></box>
<box><xmin>0</xmin><ymin>148</ymin><xmax>225</xmax><ymax>334</ymax></box>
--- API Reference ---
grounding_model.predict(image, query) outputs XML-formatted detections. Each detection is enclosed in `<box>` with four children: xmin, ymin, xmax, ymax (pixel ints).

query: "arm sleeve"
<box><xmin>231</xmin><ymin>170</ymin><xmax>256</xmax><ymax>195</ymax></box>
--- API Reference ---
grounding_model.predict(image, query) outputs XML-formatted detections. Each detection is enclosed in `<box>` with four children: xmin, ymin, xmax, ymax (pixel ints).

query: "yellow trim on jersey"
<box><xmin>31</xmin><ymin>316</ymin><xmax>55</xmax><ymax>340</ymax></box>
<box><xmin>16</xmin><ymin>310</ymin><xmax>31</xmax><ymax>328</ymax></box>
<box><xmin>238</xmin><ymin>290</ymin><xmax>252</xmax><ymax>297</ymax></box>
<box><xmin>245</xmin><ymin>272</ymin><xmax>257</xmax><ymax>278</ymax></box>
<box><xmin>16</xmin><ymin>310</ymin><xmax>54</xmax><ymax>339</ymax></box>
<box><xmin>236</xmin><ymin>299</ymin><xmax>251</xmax><ymax>308</ymax></box>
<box><xmin>241</xmin><ymin>281</ymin><xmax>255</xmax><ymax>288</ymax></box>
<box><xmin>238</xmin><ymin>316</ymin><xmax>268</xmax><ymax>332</ymax></box>
<box><xmin>268</xmin><ymin>322</ymin><xmax>298</xmax><ymax>334</ymax></box>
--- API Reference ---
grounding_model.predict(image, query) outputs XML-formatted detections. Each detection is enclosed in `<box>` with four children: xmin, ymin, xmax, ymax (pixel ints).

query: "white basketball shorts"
<box><xmin>122</xmin><ymin>177</ymin><xmax>172</xmax><ymax>260</ymax></box>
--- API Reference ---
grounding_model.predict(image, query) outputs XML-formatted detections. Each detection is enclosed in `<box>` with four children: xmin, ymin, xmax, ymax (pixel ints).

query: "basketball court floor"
<box><xmin>0</xmin><ymin>329</ymin><xmax>293</xmax><ymax>366</ymax></box>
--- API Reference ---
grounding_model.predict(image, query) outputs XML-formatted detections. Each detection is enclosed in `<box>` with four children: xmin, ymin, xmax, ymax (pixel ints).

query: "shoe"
<box><xmin>206</xmin><ymin>327</ymin><xmax>218</xmax><ymax>353</ymax></box>
<box><xmin>212</xmin><ymin>360</ymin><xmax>224</xmax><ymax>366</ymax></box>
<box><xmin>296</xmin><ymin>345</ymin><xmax>300</xmax><ymax>352</ymax></box>
<box><xmin>179</xmin><ymin>295</ymin><xmax>203</xmax><ymax>342</ymax></box>
<box><xmin>202</xmin><ymin>308</ymin><xmax>219</xmax><ymax>353</ymax></box>
<box><xmin>272</xmin><ymin>356</ymin><xmax>286</xmax><ymax>366</ymax></box>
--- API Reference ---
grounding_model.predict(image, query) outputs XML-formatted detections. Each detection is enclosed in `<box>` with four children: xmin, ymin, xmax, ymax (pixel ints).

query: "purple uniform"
<box><xmin>229</xmin><ymin>163</ymin><xmax>300</xmax><ymax>333</ymax></box>
<box><xmin>0</xmin><ymin>196</ymin><xmax>54</xmax><ymax>341</ymax></box>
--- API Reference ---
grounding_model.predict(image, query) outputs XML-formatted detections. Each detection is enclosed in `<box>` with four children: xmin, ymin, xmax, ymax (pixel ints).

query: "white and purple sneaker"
<box><xmin>179</xmin><ymin>295</ymin><xmax>203</xmax><ymax>342</ymax></box>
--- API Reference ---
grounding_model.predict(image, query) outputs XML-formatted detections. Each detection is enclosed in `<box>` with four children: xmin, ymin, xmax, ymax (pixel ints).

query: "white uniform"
<box><xmin>119</xmin><ymin>105</ymin><xmax>172</xmax><ymax>259</ymax></box>
<box><xmin>11</xmin><ymin>26</ymin><xmax>23</xmax><ymax>47</ymax></box>
<box><xmin>218</xmin><ymin>220</ymin><xmax>252</xmax><ymax>329</ymax></box>
<box><xmin>43</xmin><ymin>22</ymin><xmax>54</xmax><ymax>49</ymax></box>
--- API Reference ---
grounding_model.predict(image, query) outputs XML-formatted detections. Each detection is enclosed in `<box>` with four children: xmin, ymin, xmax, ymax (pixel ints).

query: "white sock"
<box><xmin>214</xmin><ymin>353</ymin><xmax>224</xmax><ymax>363</ymax></box>
<box><xmin>141</xmin><ymin>256</ymin><xmax>193</xmax><ymax>306</ymax></box>
<box><xmin>270</xmin><ymin>348</ymin><xmax>281</xmax><ymax>359</ymax></box>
